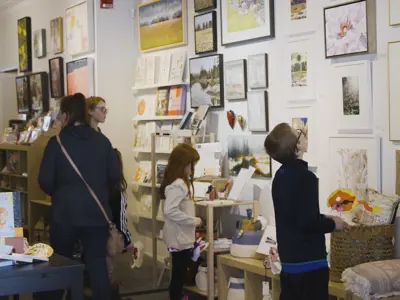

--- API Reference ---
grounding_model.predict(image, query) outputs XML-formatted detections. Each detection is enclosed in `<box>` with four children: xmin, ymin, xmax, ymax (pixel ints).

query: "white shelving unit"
<box><xmin>132</xmin><ymin>82</ymin><xmax>188</xmax><ymax>92</ymax></box>
<box><xmin>133</xmin><ymin>115</ymin><xmax>184</xmax><ymax>122</ymax></box>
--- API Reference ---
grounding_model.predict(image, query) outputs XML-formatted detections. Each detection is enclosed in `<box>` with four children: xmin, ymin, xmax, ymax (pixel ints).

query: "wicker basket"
<box><xmin>330</xmin><ymin>224</ymin><xmax>395</xmax><ymax>282</ymax></box>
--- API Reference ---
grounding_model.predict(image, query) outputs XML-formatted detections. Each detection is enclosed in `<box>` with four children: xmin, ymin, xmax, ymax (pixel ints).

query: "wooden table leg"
<box><xmin>70</xmin><ymin>271</ymin><xmax>84</xmax><ymax>300</ymax></box>
<box><xmin>217</xmin><ymin>260</ymin><xmax>229</xmax><ymax>300</ymax></box>
<box><xmin>207</xmin><ymin>205</ymin><xmax>214</xmax><ymax>300</ymax></box>
<box><xmin>245</xmin><ymin>271</ymin><xmax>262</xmax><ymax>300</ymax></box>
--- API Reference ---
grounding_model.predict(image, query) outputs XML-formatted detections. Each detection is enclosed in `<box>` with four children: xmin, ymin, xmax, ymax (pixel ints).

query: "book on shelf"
<box><xmin>145</xmin><ymin>56</ymin><xmax>157</xmax><ymax>86</ymax></box>
<box><xmin>136</xmin><ymin>94</ymin><xmax>156</xmax><ymax>118</ymax></box>
<box><xmin>169</xmin><ymin>51</ymin><xmax>186</xmax><ymax>83</ymax></box>
<box><xmin>168</xmin><ymin>85</ymin><xmax>186</xmax><ymax>116</ymax></box>
<box><xmin>156</xmin><ymin>160</ymin><xmax>168</xmax><ymax>184</ymax></box>
<box><xmin>133</xmin><ymin>161</ymin><xmax>152</xmax><ymax>184</ymax></box>
<box><xmin>158</xmin><ymin>53</ymin><xmax>171</xmax><ymax>85</ymax></box>
<box><xmin>0</xmin><ymin>192</ymin><xmax>22</xmax><ymax>237</ymax></box>
<box><xmin>155</xmin><ymin>87</ymin><xmax>170</xmax><ymax>116</ymax></box>
<box><xmin>134</xmin><ymin>57</ymin><xmax>146</xmax><ymax>88</ymax></box>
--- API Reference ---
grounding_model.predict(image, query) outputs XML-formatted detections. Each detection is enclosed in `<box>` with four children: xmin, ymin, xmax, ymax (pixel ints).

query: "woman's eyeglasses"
<box><xmin>96</xmin><ymin>107</ymin><xmax>108</xmax><ymax>114</ymax></box>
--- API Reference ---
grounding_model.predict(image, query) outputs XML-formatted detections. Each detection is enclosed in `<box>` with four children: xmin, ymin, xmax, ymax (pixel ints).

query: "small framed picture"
<box><xmin>15</xmin><ymin>75</ymin><xmax>30</xmax><ymax>114</ymax></box>
<box><xmin>29</xmin><ymin>72</ymin><xmax>50</xmax><ymax>112</ymax></box>
<box><xmin>49</xmin><ymin>57</ymin><xmax>65</xmax><ymax>98</ymax></box>
<box><xmin>33</xmin><ymin>29</ymin><xmax>46</xmax><ymax>58</ymax></box>
<box><xmin>247</xmin><ymin>91</ymin><xmax>269</xmax><ymax>132</ymax></box>
<box><xmin>194</xmin><ymin>0</ymin><xmax>216</xmax><ymax>12</ymax></box>
<box><xmin>225</xmin><ymin>59</ymin><xmax>247</xmax><ymax>100</ymax></box>
<box><xmin>248</xmin><ymin>53</ymin><xmax>268</xmax><ymax>89</ymax></box>
<box><xmin>194</xmin><ymin>11</ymin><xmax>217</xmax><ymax>55</ymax></box>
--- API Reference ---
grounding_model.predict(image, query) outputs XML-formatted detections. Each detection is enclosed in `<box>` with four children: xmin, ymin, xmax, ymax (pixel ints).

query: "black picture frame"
<box><xmin>194</xmin><ymin>0</ymin><xmax>216</xmax><ymax>13</ymax></box>
<box><xmin>189</xmin><ymin>53</ymin><xmax>224</xmax><ymax>109</ymax></box>
<box><xmin>28</xmin><ymin>72</ymin><xmax>50</xmax><ymax>113</ymax></box>
<box><xmin>49</xmin><ymin>57</ymin><xmax>65</xmax><ymax>98</ymax></box>
<box><xmin>17</xmin><ymin>17</ymin><xmax>32</xmax><ymax>73</ymax></box>
<box><xmin>225</xmin><ymin>59</ymin><xmax>247</xmax><ymax>101</ymax></box>
<box><xmin>323</xmin><ymin>0</ymin><xmax>370</xmax><ymax>59</ymax></box>
<box><xmin>194</xmin><ymin>11</ymin><xmax>218</xmax><ymax>55</ymax></box>
<box><xmin>220</xmin><ymin>0</ymin><xmax>275</xmax><ymax>46</ymax></box>
<box><xmin>15</xmin><ymin>75</ymin><xmax>30</xmax><ymax>114</ymax></box>
<box><xmin>248</xmin><ymin>53</ymin><xmax>268</xmax><ymax>89</ymax></box>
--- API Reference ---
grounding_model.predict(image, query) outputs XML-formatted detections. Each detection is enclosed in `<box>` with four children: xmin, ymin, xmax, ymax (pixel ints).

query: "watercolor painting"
<box><xmin>226</xmin><ymin>0</ymin><xmax>265</xmax><ymax>33</ymax></box>
<box><xmin>50</xmin><ymin>17</ymin><xmax>63</xmax><ymax>53</ymax></box>
<box><xmin>225</xmin><ymin>60</ymin><xmax>246</xmax><ymax>100</ymax></box>
<box><xmin>324</xmin><ymin>1</ymin><xmax>368</xmax><ymax>58</ymax></box>
<box><xmin>291</xmin><ymin>0</ymin><xmax>307</xmax><ymax>20</ymax></box>
<box><xmin>138</xmin><ymin>0</ymin><xmax>186</xmax><ymax>52</ymax></box>
<box><xmin>33</xmin><ymin>29</ymin><xmax>46</xmax><ymax>58</ymax></box>
<box><xmin>291</xmin><ymin>52</ymin><xmax>307</xmax><ymax>87</ymax></box>
<box><xmin>195</xmin><ymin>11</ymin><xmax>217</xmax><ymax>54</ymax></box>
<box><xmin>342</xmin><ymin>76</ymin><xmax>360</xmax><ymax>116</ymax></box>
<box><xmin>292</xmin><ymin>117</ymin><xmax>308</xmax><ymax>151</ymax></box>
<box><xmin>228</xmin><ymin>135</ymin><xmax>272</xmax><ymax>178</ymax></box>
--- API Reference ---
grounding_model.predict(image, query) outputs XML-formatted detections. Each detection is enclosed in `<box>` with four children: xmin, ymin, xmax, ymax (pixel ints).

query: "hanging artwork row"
<box><xmin>15</xmin><ymin>73</ymin><xmax>50</xmax><ymax>114</ymax></box>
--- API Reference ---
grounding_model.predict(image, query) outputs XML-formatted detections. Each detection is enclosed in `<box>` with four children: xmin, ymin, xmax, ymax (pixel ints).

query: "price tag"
<box><xmin>262</xmin><ymin>281</ymin><xmax>270</xmax><ymax>296</ymax></box>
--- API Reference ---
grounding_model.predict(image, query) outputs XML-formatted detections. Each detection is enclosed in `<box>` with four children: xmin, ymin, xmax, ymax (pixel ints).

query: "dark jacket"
<box><xmin>38</xmin><ymin>125</ymin><xmax>120</xmax><ymax>227</ymax></box>
<box><xmin>272</xmin><ymin>159</ymin><xmax>335</xmax><ymax>264</ymax></box>
<box><xmin>109</xmin><ymin>186</ymin><xmax>131</xmax><ymax>247</ymax></box>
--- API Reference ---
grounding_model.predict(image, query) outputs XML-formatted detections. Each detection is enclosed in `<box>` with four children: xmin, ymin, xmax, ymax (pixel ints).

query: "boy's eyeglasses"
<box><xmin>296</xmin><ymin>128</ymin><xmax>307</xmax><ymax>142</ymax></box>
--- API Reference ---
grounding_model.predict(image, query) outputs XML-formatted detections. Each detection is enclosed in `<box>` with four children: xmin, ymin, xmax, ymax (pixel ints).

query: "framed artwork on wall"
<box><xmin>17</xmin><ymin>17</ymin><xmax>32</xmax><ymax>72</ymax></box>
<box><xmin>328</xmin><ymin>135</ymin><xmax>381</xmax><ymax>202</ymax></box>
<box><xmin>227</xmin><ymin>135</ymin><xmax>272</xmax><ymax>178</ymax></box>
<box><xmin>15</xmin><ymin>76</ymin><xmax>30</xmax><ymax>114</ymax></box>
<box><xmin>389</xmin><ymin>0</ymin><xmax>400</xmax><ymax>26</ymax></box>
<box><xmin>332</xmin><ymin>61</ymin><xmax>372</xmax><ymax>134</ymax></box>
<box><xmin>247</xmin><ymin>91</ymin><xmax>268</xmax><ymax>132</ymax></box>
<box><xmin>194</xmin><ymin>11</ymin><xmax>217</xmax><ymax>54</ymax></box>
<box><xmin>66</xmin><ymin>57</ymin><xmax>95</xmax><ymax>98</ymax></box>
<box><xmin>284</xmin><ymin>0</ymin><xmax>317</xmax><ymax>36</ymax></box>
<box><xmin>323</xmin><ymin>0</ymin><xmax>377</xmax><ymax>59</ymax></box>
<box><xmin>33</xmin><ymin>29</ymin><xmax>46</xmax><ymax>59</ymax></box>
<box><xmin>220</xmin><ymin>0</ymin><xmax>275</xmax><ymax>46</ymax></box>
<box><xmin>189</xmin><ymin>54</ymin><xmax>224</xmax><ymax>108</ymax></box>
<box><xmin>224</xmin><ymin>59</ymin><xmax>247</xmax><ymax>100</ymax></box>
<box><xmin>49</xmin><ymin>57</ymin><xmax>65</xmax><ymax>99</ymax></box>
<box><xmin>29</xmin><ymin>72</ymin><xmax>50</xmax><ymax>112</ymax></box>
<box><xmin>388</xmin><ymin>41</ymin><xmax>400</xmax><ymax>141</ymax></box>
<box><xmin>194</xmin><ymin>0</ymin><xmax>216</xmax><ymax>12</ymax></box>
<box><xmin>65</xmin><ymin>0</ymin><xmax>95</xmax><ymax>56</ymax></box>
<box><xmin>138</xmin><ymin>0</ymin><xmax>188</xmax><ymax>53</ymax></box>
<box><xmin>248</xmin><ymin>53</ymin><xmax>268</xmax><ymax>89</ymax></box>
<box><xmin>50</xmin><ymin>17</ymin><xmax>63</xmax><ymax>54</ymax></box>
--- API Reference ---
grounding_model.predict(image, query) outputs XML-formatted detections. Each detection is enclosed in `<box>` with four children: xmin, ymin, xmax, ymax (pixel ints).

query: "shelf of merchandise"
<box><xmin>133</xmin><ymin>115</ymin><xmax>183</xmax><ymax>122</ymax></box>
<box><xmin>132</xmin><ymin>82</ymin><xmax>188</xmax><ymax>91</ymax></box>
<box><xmin>131</xmin><ymin>182</ymin><xmax>160</xmax><ymax>188</ymax></box>
<box><xmin>184</xmin><ymin>200</ymin><xmax>254</xmax><ymax>300</ymax></box>
<box><xmin>132</xmin><ymin>147</ymin><xmax>172</xmax><ymax>154</ymax></box>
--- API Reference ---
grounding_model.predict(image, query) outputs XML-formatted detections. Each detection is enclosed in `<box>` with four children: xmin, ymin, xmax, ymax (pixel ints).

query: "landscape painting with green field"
<box><xmin>139</xmin><ymin>0</ymin><xmax>185</xmax><ymax>51</ymax></box>
<box><xmin>195</xmin><ymin>12</ymin><xmax>216</xmax><ymax>54</ymax></box>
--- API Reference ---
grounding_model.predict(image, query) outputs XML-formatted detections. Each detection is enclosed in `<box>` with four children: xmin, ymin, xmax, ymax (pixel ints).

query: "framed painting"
<box><xmin>225</xmin><ymin>59</ymin><xmax>247</xmax><ymax>100</ymax></box>
<box><xmin>66</xmin><ymin>57</ymin><xmax>95</xmax><ymax>98</ymax></box>
<box><xmin>220</xmin><ymin>0</ymin><xmax>275</xmax><ymax>45</ymax></box>
<box><xmin>194</xmin><ymin>0</ymin><xmax>216</xmax><ymax>12</ymax></box>
<box><xmin>194</xmin><ymin>11</ymin><xmax>217</xmax><ymax>54</ymax></box>
<box><xmin>323</xmin><ymin>0</ymin><xmax>377</xmax><ymax>59</ymax></box>
<box><xmin>50</xmin><ymin>17</ymin><xmax>63</xmax><ymax>54</ymax></box>
<box><xmin>138</xmin><ymin>0</ymin><xmax>187</xmax><ymax>53</ymax></box>
<box><xmin>332</xmin><ymin>61</ymin><xmax>372</xmax><ymax>134</ymax></box>
<box><xmin>248</xmin><ymin>53</ymin><xmax>268</xmax><ymax>89</ymax></box>
<box><xmin>329</xmin><ymin>135</ymin><xmax>381</xmax><ymax>202</ymax></box>
<box><xmin>29</xmin><ymin>72</ymin><xmax>50</xmax><ymax>112</ymax></box>
<box><xmin>389</xmin><ymin>0</ymin><xmax>400</xmax><ymax>26</ymax></box>
<box><xmin>33</xmin><ymin>29</ymin><xmax>46</xmax><ymax>58</ymax></box>
<box><xmin>65</xmin><ymin>0</ymin><xmax>95</xmax><ymax>55</ymax></box>
<box><xmin>247</xmin><ymin>91</ymin><xmax>268</xmax><ymax>132</ymax></box>
<box><xmin>227</xmin><ymin>134</ymin><xmax>272</xmax><ymax>178</ymax></box>
<box><xmin>15</xmin><ymin>76</ymin><xmax>30</xmax><ymax>114</ymax></box>
<box><xmin>389</xmin><ymin>41</ymin><xmax>400</xmax><ymax>141</ymax></box>
<box><xmin>189</xmin><ymin>54</ymin><xmax>224</xmax><ymax>108</ymax></box>
<box><xmin>17</xmin><ymin>17</ymin><xmax>32</xmax><ymax>72</ymax></box>
<box><xmin>49</xmin><ymin>57</ymin><xmax>65</xmax><ymax>98</ymax></box>
<box><xmin>284</xmin><ymin>0</ymin><xmax>317</xmax><ymax>36</ymax></box>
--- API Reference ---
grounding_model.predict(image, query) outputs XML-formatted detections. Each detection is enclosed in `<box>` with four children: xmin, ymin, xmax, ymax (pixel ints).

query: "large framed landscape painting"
<box><xmin>228</xmin><ymin>135</ymin><xmax>272</xmax><ymax>178</ymax></box>
<box><xmin>220</xmin><ymin>0</ymin><xmax>275</xmax><ymax>45</ymax></box>
<box><xmin>190</xmin><ymin>54</ymin><xmax>224</xmax><ymax>108</ymax></box>
<box><xmin>138</xmin><ymin>0</ymin><xmax>187</xmax><ymax>52</ymax></box>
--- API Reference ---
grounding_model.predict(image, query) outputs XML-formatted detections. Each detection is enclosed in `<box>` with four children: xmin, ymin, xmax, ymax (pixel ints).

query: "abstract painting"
<box><xmin>228</xmin><ymin>135</ymin><xmax>272</xmax><ymax>178</ymax></box>
<box><xmin>291</xmin><ymin>52</ymin><xmax>307</xmax><ymax>87</ymax></box>
<box><xmin>225</xmin><ymin>59</ymin><xmax>247</xmax><ymax>100</ymax></box>
<box><xmin>33</xmin><ymin>29</ymin><xmax>46</xmax><ymax>58</ymax></box>
<box><xmin>49</xmin><ymin>57</ymin><xmax>65</xmax><ymax>98</ymax></box>
<box><xmin>190</xmin><ymin>54</ymin><xmax>224</xmax><ymax>108</ymax></box>
<box><xmin>324</xmin><ymin>0</ymin><xmax>370</xmax><ymax>58</ymax></box>
<box><xmin>292</xmin><ymin>117</ymin><xmax>308</xmax><ymax>151</ymax></box>
<box><xmin>15</xmin><ymin>76</ymin><xmax>30</xmax><ymax>114</ymax></box>
<box><xmin>220</xmin><ymin>0</ymin><xmax>274</xmax><ymax>45</ymax></box>
<box><xmin>291</xmin><ymin>0</ymin><xmax>307</xmax><ymax>20</ymax></box>
<box><xmin>342</xmin><ymin>76</ymin><xmax>360</xmax><ymax>115</ymax></box>
<box><xmin>66</xmin><ymin>58</ymin><xmax>94</xmax><ymax>98</ymax></box>
<box><xmin>17</xmin><ymin>17</ymin><xmax>32</xmax><ymax>72</ymax></box>
<box><xmin>50</xmin><ymin>17</ymin><xmax>63</xmax><ymax>54</ymax></box>
<box><xmin>29</xmin><ymin>72</ymin><xmax>49</xmax><ymax>112</ymax></box>
<box><xmin>138</xmin><ymin>0</ymin><xmax>187</xmax><ymax>52</ymax></box>
<box><xmin>66</xmin><ymin>0</ymin><xmax>95</xmax><ymax>55</ymax></box>
<box><xmin>194</xmin><ymin>0</ymin><xmax>216</xmax><ymax>12</ymax></box>
<box><xmin>194</xmin><ymin>11</ymin><xmax>217</xmax><ymax>54</ymax></box>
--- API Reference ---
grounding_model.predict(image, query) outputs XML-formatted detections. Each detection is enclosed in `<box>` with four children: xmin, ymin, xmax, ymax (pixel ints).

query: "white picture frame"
<box><xmin>284</xmin><ymin>0</ymin><xmax>317</xmax><ymax>37</ymax></box>
<box><xmin>225</xmin><ymin>59</ymin><xmax>247</xmax><ymax>100</ymax></box>
<box><xmin>248</xmin><ymin>53</ymin><xmax>268</xmax><ymax>89</ymax></box>
<box><xmin>388</xmin><ymin>41</ymin><xmax>400</xmax><ymax>141</ymax></box>
<box><xmin>247</xmin><ymin>91</ymin><xmax>268</xmax><ymax>132</ymax></box>
<box><xmin>328</xmin><ymin>135</ymin><xmax>381</xmax><ymax>202</ymax></box>
<box><xmin>389</xmin><ymin>0</ymin><xmax>400</xmax><ymax>26</ymax></box>
<box><xmin>65</xmin><ymin>0</ymin><xmax>95</xmax><ymax>56</ymax></box>
<box><xmin>332</xmin><ymin>61</ymin><xmax>372</xmax><ymax>134</ymax></box>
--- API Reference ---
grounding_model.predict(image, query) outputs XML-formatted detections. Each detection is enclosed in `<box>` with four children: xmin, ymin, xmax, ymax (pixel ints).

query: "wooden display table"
<box><xmin>217</xmin><ymin>254</ymin><xmax>400</xmax><ymax>300</ymax></box>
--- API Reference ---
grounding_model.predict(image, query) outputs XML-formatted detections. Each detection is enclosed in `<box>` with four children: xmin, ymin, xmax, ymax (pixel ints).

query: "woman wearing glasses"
<box><xmin>86</xmin><ymin>96</ymin><xmax>108</xmax><ymax>132</ymax></box>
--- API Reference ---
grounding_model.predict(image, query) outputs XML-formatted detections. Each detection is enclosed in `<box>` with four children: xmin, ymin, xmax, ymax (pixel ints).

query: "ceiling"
<box><xmin>0</xmin><ymin>0</ymin><xmax>25</xmax><ymax>12</ymax></box>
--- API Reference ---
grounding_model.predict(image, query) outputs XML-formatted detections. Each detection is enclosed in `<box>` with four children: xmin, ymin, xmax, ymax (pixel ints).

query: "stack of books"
<box><xmin>214</xmin><ymin>238</ymin><xmax>232</xmax><ymax>251</ymax></box>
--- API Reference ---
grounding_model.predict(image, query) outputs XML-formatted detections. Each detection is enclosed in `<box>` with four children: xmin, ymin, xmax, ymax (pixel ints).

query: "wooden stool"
<box><xmin>157</xmin><ymin>256</ymin><xmax>171</xmax><ymax>287</ymax></box>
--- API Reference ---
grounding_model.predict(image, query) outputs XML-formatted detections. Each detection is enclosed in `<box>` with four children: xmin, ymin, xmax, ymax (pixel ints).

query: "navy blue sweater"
<box><xmin>272</xmin><ymin>159</ymin><xmax>335</xmax><ymax>265</ymax></box>
<box><xmin>38</xmin><ymin>125</ymin><xmax>120</xmax><ymax>227</ymax></box>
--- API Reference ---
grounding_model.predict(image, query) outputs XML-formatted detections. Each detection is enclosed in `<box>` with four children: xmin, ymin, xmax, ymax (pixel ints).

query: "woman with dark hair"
<box><xmin>38</xmin><ymin>93</ymin><xmax>120</xmax><ymax>300</ymax></box>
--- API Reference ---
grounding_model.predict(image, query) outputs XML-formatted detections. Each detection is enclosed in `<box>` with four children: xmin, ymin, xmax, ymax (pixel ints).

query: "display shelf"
<box><xmin>184</xmin><ymin>285</ymin><xmax>217</xmax><ymax>298</ymax></box>
<box><xmin>133</xmin><ymin>115</ymin><xmax>183</xmax><ymax>122</ymax></box>
<box><xmin>132</xmin><ymin>147</ymin><xmax>172</xmax><ymax>154</ymax></box>
<box><xmin>195</xmin><ymin>200</ymin><xmax>254</xmax><ymax>207</ymax></box>
<box><xmin>0</xmin><ymin>172</ymin><xmax>28</xmax><ymax>178</ymax></box>
<box><xmin>132</xmin><ymin>82</ymin><xmax>188</xmax><ymax>91</ymax></box>
<box><xmin>31</xmin><ymin>200</ymin><xmax>52</xmax><ymax>206</ymax></box>
<box><xmin>133</xmin><ymin>212</ymin><xmax>164</xmax><ymax>222</ymax></box>
<box><xmin>131</xmin><ymin>182</ymin><xmax>160</xmax><ymax>188</ymax></box>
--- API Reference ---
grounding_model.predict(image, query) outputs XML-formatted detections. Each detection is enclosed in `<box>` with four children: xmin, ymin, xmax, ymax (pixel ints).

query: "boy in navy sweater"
<box><xmin>264</xmin><ymin>123</ymin><xmax>347</xmax><ymax>300</ymax></box>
